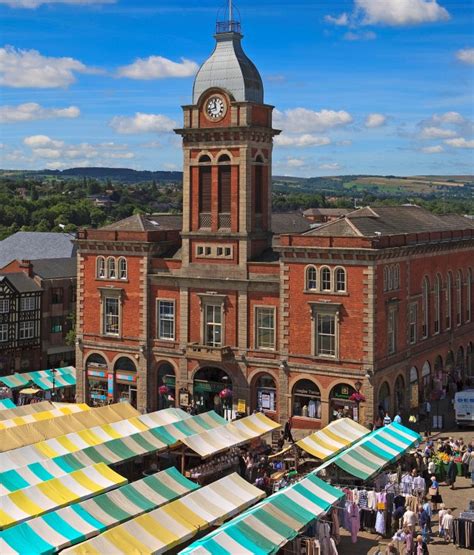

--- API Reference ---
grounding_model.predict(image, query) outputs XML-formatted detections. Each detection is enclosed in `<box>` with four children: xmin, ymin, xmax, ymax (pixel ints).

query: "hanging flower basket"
<box><xmin>219</xmin><ymin>388</ymin><xmax>232</xmax><ymax>399</ymax></box>
<box><xmin>349</xmin><ymin>392</ymin><xmax>366</xmax><ymax>403</ymax></box>
<box><xmin>159</xmin><ymin>385</ymin><xmax>169</xmax><ymax>395</ymax></box>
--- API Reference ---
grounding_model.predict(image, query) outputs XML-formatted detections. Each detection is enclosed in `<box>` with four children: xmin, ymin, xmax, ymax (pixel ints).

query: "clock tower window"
<box><xmin>218</xmin><ymin>155</ymin><xmax>231</xmax><ymax>228</ymax></box>
<box><xmin>199</xmin><ymin>165</ymin><xmax>212</xmax><ymax>228</ymax></box>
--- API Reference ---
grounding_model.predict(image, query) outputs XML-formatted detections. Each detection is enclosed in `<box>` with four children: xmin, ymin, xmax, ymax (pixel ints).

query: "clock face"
<box><xmin>206</xmin><ymin>96</ymin><xmax>226</xmax><ymax>120</ymax></box>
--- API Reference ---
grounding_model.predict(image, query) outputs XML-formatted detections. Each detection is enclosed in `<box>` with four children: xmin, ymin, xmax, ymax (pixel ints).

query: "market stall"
<box><xmin>0</xmin><ymin>398</ymin><xmax>15</xmax><ymax>410</ymax></box>
<box><xmin>0</xmin><ymin>403</ymin><xmax>90</xmax><ymax>430</ymax></box>
<box><xmin>0</xmin><ymin>401</ymin><xmax>53</xmax><ymax>421</ymax></box>
<box><xmin>180</xmin><ymin>472</ymin><xmax>344</xmax><ymax>554</ymax></box>
<box><xmin>0</xmin><ymin>468</ymin><xmax>200</xmax><ymax>555</ymax></box>
<box><xmin>0</xmin><ymin>462</ymin><xmax>126</xmax><ymax>530</ymax></box>
<box><xmin>61</xmin><ymin>473</ymin><xmax>265</xmax><ymax>555</ymax></box>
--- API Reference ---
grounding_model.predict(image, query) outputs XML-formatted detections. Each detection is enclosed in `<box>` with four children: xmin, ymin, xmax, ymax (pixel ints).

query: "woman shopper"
<box><xmin>446</xmin><ymin>456</ymin><xmax>457</xmax><ymax>490</ymax></box>
<box><xmin>415</xmin><ymin>534</ymin><xmax>429</xmax><ymax>555</ymax></box>
<box><xmin>429</xmin><ymin>475</ymin><xmax>442</xmax><ymax>511</ymax></box>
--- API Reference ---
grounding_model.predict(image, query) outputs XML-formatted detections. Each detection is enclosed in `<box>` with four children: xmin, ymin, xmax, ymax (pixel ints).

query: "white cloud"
<box><xmin>0</xmin><ymin>102</ymin><xmax>80</xmax><ymax>123</ymax></box>
<box><xmin>319</xmin><ymin>162</ymin><xmax>342</xmax><ymax>171</ymax></box>
<box><xmin>324</xmin><ymin>13</ymin><xmax>349</xmax><ymax>26</ymax></box>
<box><xmin>421</xmin><ymin>145</ymin><xmax>444</xmax><ymax>153</ymax></box>
<box><xmin>344</xmin><ymin>31</ymin><xmax>376</xmax><ymax>41</ymax></box>
<box><xmin>117</xmin><ymin>56</ymin><xmax>198</xmax><ymax>80</ymax></box>
<box><xmin>419</xmin><ymin>126</ymin><xmax>457</xmax><ymax>139</ymax></box>
<box><xmin>444</xmin><ymin>137</ymin><xmax>474</xmax><ymax>149</ymax></box>
<box><xmin>287</xmin><ymin>158</ymin><xmax>306</xmax><ymax>168</ymax></box>
<box><xmin>432</xmin><ymin>111</ymin><xmax>466</xmax><ymax>125</ymax></box>
<box><xmin>0</xmin><ymin>0</ymin><xmax>115</xmax><ymax>7</ymax></box>
<box><xmin>110</xmin><ymin>112</ymin><xmax>177</xmax><ymax>134</ymax></box>
<box><xmin>23</xmin><ymin>135</ymin><xmax>64</xmax><ymax>148</ymax></box>
<box><xmin>356</xmin><ymin>0</ymin><xmax>449</xmax><ymax>26</ymax></box>
<box><xmin>274</xmin><ymin>108</ymin><xmax>353</xmax><ymax>134</ymax></box>
<box><xmin>365</xmin><ymin>113</ymin><xmax>387</xmax><ymax>128</ymax></box>
<box><xmin>274</xmin><ymin>134</ymin><xmax>331</xmax><ymax>148</ymax></box>
<box><xmin>456</xmin><ymin>48</ymin><xmax>474</xmax><ymax>65</ymax></box>
<box><xmin>0</xmin><ymin>46</ymin><xmax>94</xmax><ymax>88</ymax></box>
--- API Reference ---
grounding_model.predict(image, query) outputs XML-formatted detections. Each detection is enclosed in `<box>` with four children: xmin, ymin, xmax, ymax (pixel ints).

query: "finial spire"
<box><xmin>229</xmin><ymin>0</ymin><xmax>233</xmax><ymax>23</ymax></box>
<box><xmin>216</xmin><ymin>0</ymin><xmax>241</xmax><ymax>34</ymax></box>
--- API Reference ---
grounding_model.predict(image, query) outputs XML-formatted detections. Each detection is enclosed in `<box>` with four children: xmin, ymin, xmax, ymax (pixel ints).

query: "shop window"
<box><xmin>104</xmin><ymin>297</ymin><xmax>120</xmax><ymax>336</ymax></box>
<box><xmin>51</xmin><ymin>288</ymin><xmax>63</xmax><ymax>305</ymax></box>
<box><xmin>255</xmin><ymin>307</ymin><xmax>275</xmax><ymax>350</ymax></box>
<box><xmin>50</xmin><ymin>316</ymin><xmax>63</xmax><ymax>334</ymax></box>
<box><xmin>107</xmin><ymin>257</ymin><xmax>117</xmax><ymax>280</ymax></box>
<box><xmin>330</xmin><ymin>383</ymin><xmax>356</xmax><ymax>420</ymax></box>
<box><xmin>19</xmin><ymin>321</ymin><xmax>35</xmax><ymax>340</ymax></box>
<box><xmin>205</xmin><ymin>304</ymin><xmax>222</xmax><ymax>347</ymax></box>
<box><xmin>118</xmin><ymin>258</ymin><xmax>127</xmax><ymax>280</ymax></box>
<box><xmin>158</xmin><ymin>363</ymin><xmax>176</xmax><ymax>409</ymax></box>
<box><xmin>0</xmin><ymin>324</ymin><xmax>7</xmax><ymax>342</ymax></box>
<box><xmin>321</xmin><ymin>267</ymin><xmax>332</xmax><ymax>291</ymax></box>
<box><xmin>306</xmin><ymin>266</ymin><xmax>317</xmax><ymax>291</ymax></box>
<box><xmin>316</xmin><ymin>313</ymin><xmax>336</xmax><ymax>357</ymax></box>
<box><xmin>96</xmin><ymin>256</ymin><xmax>106</xmax><ymax>279</ymax></box>
<box><xmin>157</xmin><ymin>300</ymin><xmax>175</xmax><ymax>340</ymax></box>
<box><xmin>292</xmin><ymin>379</ymin><xmax>321</xmax><ymax>419</ymax></box>
<box><xmin>255</xmin><ymin>374</ymin><xmax>276</xmax><ymax>412</ymax></box>
<box><xmin>335</xmin><ymin>268</ymin><xmax>346</xmax><ymax>292</ymax></box>
<box><xmin>20</xmin><ymin>296</ymin><xmax>35</xmax><ymax>311</ymax></box>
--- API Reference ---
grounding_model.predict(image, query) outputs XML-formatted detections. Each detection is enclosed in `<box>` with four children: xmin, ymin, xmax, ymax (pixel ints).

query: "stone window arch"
<box><xmin>118</xmin><ymin>257</ymin><xmax>127</xmax><ymax>280</ymax></box>
<box><xmin>335</xmin><ymin>267</ymin><xmax>346</xmax><ymax>292</ymax></box>
<box><xmin>305</xmin><ymin>265</ymin><xmax>317</xmax><ymax>291</ymax></box>
<box><xmin>96</xmin><ymin>256</ymin><xmax>106</xmax><ymax>279</ymax></box>
<box><xmin>107</xmin><ymin>257</ymin><xmax>116</xmax><ymax>280</ymax></box>
<box><xmin>320</xmin><ymin>266</ymin><xmax>332</xmax><ymax>292</ymax></box>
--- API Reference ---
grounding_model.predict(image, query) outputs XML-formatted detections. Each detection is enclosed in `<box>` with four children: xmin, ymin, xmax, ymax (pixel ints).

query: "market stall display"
<box><xmin>0</xmin><ymin>462</ymin><xmax>126</xmax><ymax>530</ymax></box>
<box><xmin>180</xmin><ymin>472</ymin><xmax>344</xmax><ymax>554</ymax></box>
<box><xmin>61</xmin><ymin>473</ymin><xmax>265</xmax><ymax>555</ymax></box>
<box><xmin>0</xmin><ymin>468</ymin><xmax>200</xmax><ymax>555</ymax></box>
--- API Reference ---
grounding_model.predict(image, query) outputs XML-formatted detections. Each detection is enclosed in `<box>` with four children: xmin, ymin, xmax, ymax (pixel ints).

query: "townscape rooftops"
<box><xmin>0</xmin><ymin>232</ymin><xmax>76</xmax><ymax>268</ymax></box>
<box><xmin>305</xmin><ymin>205</ymin><xmax>474</xmax><ymax>238</ymax></box>
<box><xmin>0</xmin><ymin>272</ymin><xmax>42</xmax><ymax>293</ymax></box>
<box><xmin>303</xmin><ymin>208</ymin><xmax>351</xmax><ymax>217</ymax></box>
<box><xmin>100</xmin><ymin>214</ymin><xmax>182</xmax><ymax>232</ymax></box>
<box><xmin>30</xmin><ymin>258</ymin><xmax>77</xmax><ymax>280</ymax></box>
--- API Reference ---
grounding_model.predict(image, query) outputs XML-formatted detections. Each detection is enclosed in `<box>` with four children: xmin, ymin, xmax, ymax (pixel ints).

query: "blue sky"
<box><xmin>0</xmin><ymin>0</ymin><xmax>473</xmax><ymax>176</ymax></box>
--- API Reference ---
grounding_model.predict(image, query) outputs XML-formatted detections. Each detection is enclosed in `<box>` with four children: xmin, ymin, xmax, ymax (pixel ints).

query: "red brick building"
<box><xmin>75</xmin><ymin>19</ymin><xmax>474</xmax><ymax>427</ymax></box>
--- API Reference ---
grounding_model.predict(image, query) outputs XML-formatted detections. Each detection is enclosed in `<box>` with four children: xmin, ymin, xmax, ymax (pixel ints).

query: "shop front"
<box><xmin>254</xmin><ymin>373</ymin><xmax>277</xmax><ymax>415</ymax></box>
<box><xmin>193</xmin><ymin>367</ymin><xmax>233</xmax><ymax>419</ymax></box>
<box><xmin>85</xmin><ymin>354</ymin><xmax>108</xmax><ymax>407</ymax></box>
<box><xmin>329</xmin><ymin>383</ymin><xmax>356</xmax><ymax>421</ymax></box>
<box><xmin>157</xmin><ymin>362</ymin><xmax>176</xmax><ymax>409</ymax></box>
<box><xmin>291</xmin><ymin>379</ymin><xmax>321</xmax><ymax>422</ymax></box>
<box><xmin>114</xmin><ymin>357</ymin><xmax>137</xmax><ymax>408</ymax></box>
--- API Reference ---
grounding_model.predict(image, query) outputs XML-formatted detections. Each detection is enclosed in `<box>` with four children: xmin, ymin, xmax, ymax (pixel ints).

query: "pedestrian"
<box><xmin>283</xmin><ymin>417</ymin><xmax>294</xmax><ymax>443</ymax></box>
<box><xmin>442</xmin><ymin>509</ymin><xmax>454</xmax><ymax>542</ymax></box>
<box><xmin>424</xmin><ymin>400</ymin><xmax>431</xmax><ymax>437</ymax></box>
<box><xmin>415</xmin><ymin>534</ymin><xmax>429</xmax><ymax>554</ymax></box>
<box><xmin>394</xmin><ymin>411</ymin><xmax>402</xmax><ymax>424</ymax></box>
<box><xmin>461</xmin><ymin>448</ymin><xmax>471</xmax><ymax>479</ymax></box>
<box><xmin>446</xmin><ymin>456</ymin><xmax>457</xmax><ymax>490</ymax></box>
<box><xmin>403</xmin><ymin>508</ymin><xmax>417</xmax><ymax>535</ymax></box>
<box><xmin>418</xmin><ymin>506</ymin><xmax>431</xmax><ymax>543</ymax></box>
<box><xmin>383</xmin><ymin>412</ymin><xmax>392</xmax><ymax>426</ymax></box>
<box><xmin>469</xmin><ymin>447</ymin><xmax>474</xmax><ymax>487</ymax></box>
<box><xmin>429</xmin><ymin>475</ymin><xmax>442</xmax><ymax>511</ymax></box>
<box><xmin>438</xmin><ymin>503</ymin><xmax>447</xmax><ymax>538</ymax></box>
<box><xmin>403</xmin><ymin>527</ymin><xmax>414</xmax><ymax>555</ymax></box>
<box><xmin>385</xmin><ymin>542</ymin><xmax>398</xmax><ymax>554</ymax></box>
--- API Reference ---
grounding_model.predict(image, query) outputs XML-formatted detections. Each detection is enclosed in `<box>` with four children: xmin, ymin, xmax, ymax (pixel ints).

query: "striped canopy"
<box><xmin>0</xmin><ymin>468</ymin><xmax>199</xmax><ymax>555</ymax></box>
<box><xmin>151</xmin><ymin>411</ymin><xmax>226</xmax><ymax>446</ymax></box>
<box><xmin>296</xmin><ymin>418</ymin><xmax>370</xmax><ymax>460</ymax></box>
<box><xmin>0</xmin><ymin>399</ymin><xmax>15</xmax><ymax>410</ymax></box>
<box><xmin>316</xmin><ymin>422</ymin><xmax>421</xmax><ymax>480</ymax></box>
<box><xmin>0</xmin><ymin>374</ymin><xmax>30</xmax><ymax>389</ymax></box>
<box><xmin>0</xmin><ymin>404</ymin><xmax>90</xmax><ymax>430</ymax></box>
<box><xmin>0</xmin><ymin>367</ymin><xmax>76</xmax><ymax>391</ymax></box>
<box><xmin>0</xmin><ymin>402</ymin><xmax>142</xmax><ymax>456</ymax></box>
<box><xmin>138</xmin><ymin>407</ymin><xmax>190</xmax><ymax>428</ymax></box>
<box><xmin>0</xmin><ymin>463</ymin><xmax>126</xmax><ymax>530</ymax></box>
<box><xmin>0</xmin><ymin>402</ymin><xmax>54</xmax><ymax>421</ymax></box>
<box><xmin>182</xmin><ymin>412</ymin><xmax>281</xmax><ymax>458</ymax></box>
<box><xmin>181</xmin><ymin>473</ymin><xmax>344</xmax><ymax>555</ymax></box>
<box><xmin>62</xmin><ymin>473</ymin><xmax>265</xmax><ymax>555</ymax></box>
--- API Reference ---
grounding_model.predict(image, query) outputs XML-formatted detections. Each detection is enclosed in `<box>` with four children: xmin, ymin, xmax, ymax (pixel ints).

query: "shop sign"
<box><xmin>194</xmin><ymin>380</ymin><xmax>226</xmax><ymax>393</ymax></box>
<box><xmin>87</xmin><ymin>369</ymin><xmax>106</xmax><ymax>378</ymax></box>
<box><xmin>179</xmin><ymin>391</ymin><xmax>190</xmax><ymax>406</ymax></box>
<box><xmin>163</xmin><ymin>375</ymin><xmax>176</xmax><ymax>386</ymax></box>
<box><xmin>116</xmin><ymin>372</ymin><xmax>136</xmax><ymax>383</ymax></box>
<box><xmin>107</xmin><ymin>373</ymin><xmax>114</xmax><ymax>399</ymax></box>
<box><xmin>331</xmin><ymin>384</ymin><xmax>354</xmax><ymax>400</ymax></box>
<box><xmin>257</xmin><ymin>389</ymin><xmax>275</xmax><ymax>411</ymax></box>
<box><xmin>91</xmin><ymin>393</ymin><xmax>106</xmax><ymax>401</ymax></box>
<box><xmin>294</xmin><ymin>386</ymin><xmax>319</xmax><ymax>396</ymax></box>
<box><xmin>237</xmin><ymin>399</ymin><xmax>246</xmax><ymax>413</ymax></box>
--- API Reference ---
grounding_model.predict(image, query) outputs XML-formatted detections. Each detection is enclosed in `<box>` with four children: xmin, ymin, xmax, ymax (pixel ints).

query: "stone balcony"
<box><xmin>185</xmin><ymin>343</ymin><xmax>234</xmax><ymax>362</ymax></box>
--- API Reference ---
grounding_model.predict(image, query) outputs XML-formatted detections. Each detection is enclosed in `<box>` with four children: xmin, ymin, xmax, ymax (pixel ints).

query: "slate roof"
<box><xmin>0</xmin><ymin>273</ymin><xmax>41</xmax><ymax>293</ymax></box>
<box><xmin>271</xmin><ymin>213</ymin><xmax>311</xmax><ymax>234</ymax></box>
<box><xmin>100</xmin><ymin>214</ymin><xmax>182</xmax><ymax>232</ymax></box>
<box><xmin>0</xmin><ymin>232</ymin><xmax>76</xmax><ymax>268</ymax></box>
<box><xmin>306</xmin><ymin>205</ymin><xmax>474</xmax><ymax>238</ymax></box>
<box><xmin>30</xmin><ymin>258</ymin><xmax>77</xmax><ymax>280</ymax></box>
<box><xmin>303</xmin><ymin>208</ymin><xmax>351</xmax><ymax>217</ymax></box>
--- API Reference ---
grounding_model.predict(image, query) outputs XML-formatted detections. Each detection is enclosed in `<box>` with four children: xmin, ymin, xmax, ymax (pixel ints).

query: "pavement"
<box><xmin>335</xmin><ymin>426</ymin><xmax>474</xmax><ymax>555</ymax></box>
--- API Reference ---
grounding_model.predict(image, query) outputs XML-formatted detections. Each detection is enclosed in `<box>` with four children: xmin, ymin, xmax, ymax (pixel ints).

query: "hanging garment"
<box><xmin>359</xmin><ymin>489</ymin><xmax>369</xmax><ymax>509</ymax></box>
<box><xmin>376</xmin><ymin>491</ymin><xmax>387</xmax><ymax>511</ymax></box>
<box><xmin>367</xmin><ymin>490</ymin><xmax>378</xmax><ymax>510</ymax></box>
<box><xmin>401</xmin><ymin>473</ymin><xmax>414</xmax><ymax>495</ymax></box>
<box><xmin>375</xmin><ymin>510</ymin><xmax>386</xmax><ymax>535</ymax></box>
<box><xmin>348</xmin><ymin>502</ymin><xmax>360</xmax><ymax>543</ymax></box>
<box><xmin>351</xmin><ymin>488</ymin><xmax>360</xmax><ymax>504</ymax></box>
<box><xmin>413</xmin><ymin>475</ymin><xmax>426</xmax><ymax>496</ymax></box>
<box><xmin>317</xmin><ymin>521</ymin><xmax>337</xmax><ymax>555</ymax></box>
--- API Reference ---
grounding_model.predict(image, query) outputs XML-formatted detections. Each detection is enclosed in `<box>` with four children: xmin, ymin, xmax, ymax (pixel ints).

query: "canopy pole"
<box><xmin>181</xmin><ymin>447</ymin><xmax>186</xmax><ymax>475</ymax></box>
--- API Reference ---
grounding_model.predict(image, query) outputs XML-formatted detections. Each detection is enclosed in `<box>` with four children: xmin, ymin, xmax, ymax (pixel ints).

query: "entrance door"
<box><xmin>130</xmin><ymin>388</ymin><xmax>137</xmax><ymax>409</ymax></box>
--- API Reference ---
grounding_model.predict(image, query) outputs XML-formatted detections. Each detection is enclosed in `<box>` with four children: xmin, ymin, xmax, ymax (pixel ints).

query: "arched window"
<box><xmin>306</xmin><ymin>266</ymin><xmax>317</xmax><ymax>291</ymax></box>
<box><xmin>335</xmin><ymin>267</ymin><xmax>346</xmax><ymax>292</ymax></box>
<box><xmin>434</xmin><ymin>274</ymin><xmax>441</xmax><ymax>334</ymax></box>
<box><xmin>157</xmin><ymin>362</ymin><xmax>176</xmax><ymax>410</ymax></box>
<box><xmin>456</xmin><ymin>270</ymin><xmax>463</xmax><ymax>326</ymax></box>
<box><xmin>96</xmin><ymin>256</ymin><xmax>106</xmax><ymax>279</ymax></box>
<box><xmin>292</xmin><ymin>379</ymin><xmax>321</xmax><ymax>419</ymax></box>
<box><xmin>199</xmin><ymin>156</ymin><xmax>212</xmax><ymax>226</ymax></box>
<box><xmin>378</xmin><ymin>382</ymin><xmax>391</xmax><ymax>413</ymax></box>
<box><xmin>255</xmin><ymin>373</ymin><xmax>276</xmax><ymax>412</ymax></box>
<box><xmin>388</xmin><ymin>266</ymin><xmax>394</xmax><ymax>291</ymax></box>
<box><xmin>118</xmin><ymin>257</ymin><xmax>127</xmax><ymax>280</ymax></box>
<box><xmin>421</xmin><ymin>361</ymin><xmax>431</xmax><ymax>400</ymax></box>
<box><xmin>254</xmin><ymin>164</ymin><xmax>263</xmax><ymax>215</ymax></box>
<box><xmin>198</xmin><ymin>154</ymin><xmax>211</xmax><ymax>163</ymax></box>
<box><xmin>255</xmin><ymin>154</ymin><xmax>264</xmax><ymax>164</ymax></box>
<box><xmin>393</xmin><ymin>265</ymin><xmax>400</xmax><ymax>290</ymax></box>
<box><xmin>85</xmin><ymin>353</ymin><xmax>108</xmax><ymax>406</ymax></box>
<box><xmin>422</xmin><ymin>277</ymin><xmax>429</xmax><ymax>338</ymax></box>
<box><xmin>321</xmin><ymin>267</ymin><xmax>332</xmax><ymax>291</ymax></box>
<box><xmin>217</xmin><ymin>153</ymin><xmax>231</xmax><ymax>163</ymax></box>
<box><xmin>107</xmin><ymin>257</ymin><xmax>116</xmax><ymax>279</ymax></box>
<box><xmin>467</xmin><ymin>268</ymin><xmax>472</xmax><ymax>322</ymax></box>
<box><xmin>394</xmin><ymin>374</ymin><xmax>405</xmax><ymax>412</ymax></box>
<box><xmin>383</xmin><ymin>267</ymin><xmax>389</xmax><ymax>291</ymax></box>
<box><xmin>446</xmin><ymin>272</ymin><xmax>452</xmax><ymax>329</ymax></box>
<box><xmin>218</xmin><ymin>161</ymin><xmax>231</xmax><ymax>222</ymax></box>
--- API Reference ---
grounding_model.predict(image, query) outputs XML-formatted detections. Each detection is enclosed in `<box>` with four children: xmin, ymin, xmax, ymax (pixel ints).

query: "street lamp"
<box><xmin>51</xmin><ymin>367</ymin><xmax>57</xmax><ymax>401</ymax></box>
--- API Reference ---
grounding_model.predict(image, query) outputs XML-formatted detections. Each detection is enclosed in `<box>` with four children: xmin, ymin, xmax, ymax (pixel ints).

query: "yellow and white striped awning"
<box><xmin>0</xmin><ymin>404</ymin><xmax>90</xmax><ymax>430</ymax></box>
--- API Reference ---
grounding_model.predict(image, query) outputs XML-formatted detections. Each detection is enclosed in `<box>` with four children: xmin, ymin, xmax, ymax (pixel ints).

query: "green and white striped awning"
<box><xmin>0</xmin><ymin>374</ymin><xmax>30</xmax><ymax>389</ymax></box>
<box><xmin>0</xmin><ymin>399</ymin><xmax>15</xmax><ymax>410</ymax></box>
<box><xmin>180</xmin><ymin>473</ymin><xmax>344</xmax><ymax>555</ymax></box>
<box><xmin>0</xmin><ymin>468</ymin><xmax>199</xmax><ymax>555</ymax></box>
<box><xmin>316</xmin><ymin>422</ymin><xmax>421</xmax><ymax>480</ymax></box>
<box><xmin>0</xmin><ymin>367</ymin><xmax>76</xmax><ymax>391</ymax></box>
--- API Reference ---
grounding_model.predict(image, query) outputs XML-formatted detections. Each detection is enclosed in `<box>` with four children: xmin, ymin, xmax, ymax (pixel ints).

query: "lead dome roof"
<box><xmin>193</xmin><ymin>31</ymin><xmax>264</xmax><ymax>105</ymax></box>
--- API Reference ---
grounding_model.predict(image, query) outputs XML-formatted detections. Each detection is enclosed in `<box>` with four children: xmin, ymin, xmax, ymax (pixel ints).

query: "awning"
<box><xmin>0</xmin><ymin>367</ymin><xmax>76</xmax><ymax>392</ymax></box>
<box><xmin>0</xmin><ymin>404</ymin><xmax>90</xmax><ymax>430</ymax></box>
<box><xmin>316</xmin><ymin>422</ymin><xmax>421</xmax><ymax>480</ymax></box>
<box><xmin>0</xmin><ymin>462</ymin><xmax>126</xmax><ymax>530</ymax></box>
<box><xmin>0</xmin><ymin>374</ymin><xmax>30</xmax><ymax>389</ymax></box>
<box><xmin>138</xmin><ymin>407</ymin><xmax>190</xmax><ymax>428</ymax></box>
<box><xmin>152</xmin><ymin>410</ymin><xmax>226</xmax><ymax>446</ymax></box>
<box><xmin>0</xmin><ymin>401</ymin><xmax>141</xmax><ymax>454</ymax></box>
<box><xmin>0</xmin><ymin>468</ymin><xmax>200</xmax><ymax>555</ymax></box>
<box><xmin>0</xmin><ymin>401</ymin><xmax>54</xmax><ymax>421</ymax></box>
<box><xmin>61</xmin><ymin>473</ymin><xmax>265</xmax><ymax>555</ymax></box>
<box><xmin>182</xmin><ymin>413</ymin><xmax>281</xmax><ymax>458</ymax></box>
<box><xmin>296</xmin><ymin>418</ymin><xmax>370</xmax><ymax>460</ymax></box>
<box><xmin>0</xmin><ymin>399</ymin><xmax>15</xmax><ymax>410</ymax></box>
<box><xmin>180</xmin><ymin>473</ymin><xmax>344</xmax><ymax>555</ymax></box>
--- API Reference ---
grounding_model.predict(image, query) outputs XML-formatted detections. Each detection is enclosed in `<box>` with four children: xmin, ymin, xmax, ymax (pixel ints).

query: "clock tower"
<box><xmin>175</xmin><ymin>10</ymin><xmax>280</xmax><ymax>276</ymax></box>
